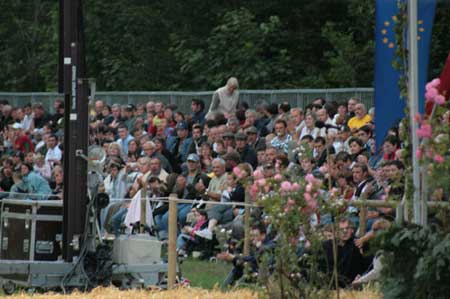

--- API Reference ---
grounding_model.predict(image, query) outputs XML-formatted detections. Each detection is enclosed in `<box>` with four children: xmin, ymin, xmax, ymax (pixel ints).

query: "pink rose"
<box><xmin>284</xmin><ymin>205</ymin><xmax>293</xmax><ymax>213</ymax></box>
<box><xmin>416</xmin><ymin>148</ymin><xmax>423</xmax><ymax>160</ymax></box>
<box><xmin>305</xmin><ymin>173</ymin><xmax>315</xmax><ymax>184</ymax></box>
<box><xmin>291</xmin><ymin>182</ymin><xmax>300</xmax><ymax>191</ymax></box>
<box><xmin>257</xmin><ymin>178</ymin><xmax>267</xmax><ymax>187</ymax></box>
<box><xmin>434</xmin><ymin>155</ymin><xmax>445</xmax><ymax>164</ymax></box>
<box><xmin>304</xmin><ymin>192</ymin><xmax>312</xmax><ymax>202</ymax></box>
<box><xmin>287</xmin><ymin>198</ymin><xmax>295</xmax><ymax>206</ymax></box>
<box><xmin>281</xmin><ymin>181</ymin><xmax>292</xmax><ymax>192</ymax></box>
<box><xmin>425</xmin><ymin>82</ymin><xmax>434</xmax><ymax>91</ymax></box>
<box><xmin>305</xmin><ymin>183</ymin><xmax>313</xmax><ymax>193</ymax></box>
<box><xmin>431</xmin><ymin>78</ymin><xmax>441</xmax><ymax>87</ymax></box>
<box><xmin>416</xmin><ymin>123</ymin><xmax>432</xmax><ymax>139</ymax></box>
<box><xmin>250</xmin><ymin>184</ymin><xmax>259</xmax><ymax>198</ymax></box>
<box><xmin>425</xmin><ymin>88</ymin><xmax>438</xmax><ymax>101</ymax></box>
<box><xmin>274</xmin><ymin>174</ymin><xmax>283</xmax><ymax>181</ymax></box>
<box><xmin>253</xmin><ymin>169</ymin><xmax>263</xmax><ymax>180</ymax></box>
<box><xmin>307</xmin><ymin>199</ymin><xmax>318</xmax><ymax>210</ymax></box>
<box><xmin>434</xmin><ymin>94</ymin><xmax>445</xmax><ymax>105</ymax></box>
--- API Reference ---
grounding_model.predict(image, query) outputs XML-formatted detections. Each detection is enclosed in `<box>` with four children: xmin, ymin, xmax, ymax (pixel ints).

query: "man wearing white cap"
<box><xmin>12</xmin><ymin>123</ymin><xmax>34</xmax><ymax>154</ymax></box>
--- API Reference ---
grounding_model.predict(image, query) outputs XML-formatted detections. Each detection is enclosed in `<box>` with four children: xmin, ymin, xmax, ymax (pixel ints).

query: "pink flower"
<box><xmin>307</xmin><ymin>199</ymin><xmax>318</xmax><ymax>210</ymax></box>
<box><xmin>434</xmin><ymin>154</ymin><xmax>445</xmax><ymax>164</ymax></box>
<box><xmin>284</xmin><ymin>205</ymin><xmax>293</xmax><ymax>213</ymax></box>
<box><xmin>380</xmin><ymin>194</ymin><xmax>387</xmax><ymax>201</ymax></box>
<box><xmin>425</xmin><ymin>88</ymin><xmax>438</xmax><ymax>101</ymax></box>
<box><xmin>434</xmin><ymin>94</ymin><xmax>445</xmax><ymax>105</ymax></box>
<box><xmin>287</xmin><ymin>198</ymin><xmax>295</xmax><ymax>206</ymax></box>
<box><xmin>250</xmin><ymin>184</ymin><xmax>259</xmax><ymax>198</ymax></box>
<box><xmin>264</xmin><ymin>185</ymin><xmax>271</xmax><ymax>193</ymax></box>
<box><xmin>291</xmin><ymin>182</ymin><xmax>300</xmax><ymax>191</ymax></box>
<box><xmin>413</xmin><ymin>113</ymin><xmax>422</xmax><ymax>124</ymax></box>
<box><xmin>305</xmin><ymin>174</ymin><xmax>315</xmax><ymax>184</ymax></box>
<box><xmin>416</xmin><ymin>123</ymin><xmax>432</xmax><ymax>139</ymax></box>
<box><xmin>281</xmin><ymin>181</ymin><xmax>292</xmax><ymax>192</ymax></box>
<box><xmin>431</xmin><ymin>78</ymin><xmax>441</xmax><ymax>87</ymax></box>
<box><xmin>305</xmin><ymin>183</ymin><xmax>313</xmax><ymax>193</ymax></box>
<box><xmin>274</xmin><ymin>174</ymin><xmax>283</xmax><ymax>181</ymax></box>
<box><xmin>304</xmin><ymin>192</ymin><xmax>312</xmax><ymax>202</ymax></box>
<box><xmin>416</xmin><ymin>148</ymin><xmax>423</xmax><ymax>160</ymax></box>
<box><xmin>253</xmin><ymin>169</ymin><xmax>263</xmax><ymax>180</ymax></box>
<box><xmin>257</xmin><ymin>178</ymin><xmax>266</xmax><ymax>187</ymax></box>
<box><xmin>425</xmin><ymin>82</ymin><xmax>434</xmax><ymax>91</ymax></box>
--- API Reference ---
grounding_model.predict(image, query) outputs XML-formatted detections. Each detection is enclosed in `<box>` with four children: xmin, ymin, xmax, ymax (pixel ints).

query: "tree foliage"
<box><xmin>0</xmin><ymin>0</ymin><xmax>449</xmax><ymax>91</ymax></box>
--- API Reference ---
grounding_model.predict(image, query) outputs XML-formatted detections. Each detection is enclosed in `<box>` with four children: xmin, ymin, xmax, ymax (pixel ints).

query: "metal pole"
<box><xmin>408</xmin><ymin>0</ymin><xmax>422</xmax><ymax>225</ymax></box>
<box><xmin>167</xmin><ymin>194</ymin><xmax>178</xmax><ymax>289</ymax></box>
<box><xmin>243</xmin><ymin>191</ymin><xmax>251</xmax><ymax>256</ymax></box>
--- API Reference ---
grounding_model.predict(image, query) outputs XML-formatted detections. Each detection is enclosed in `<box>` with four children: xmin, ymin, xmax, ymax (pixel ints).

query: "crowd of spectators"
<box><xmin>0</xmin><ymin>77</ymin><xmax>407</xmax><ymax>287</ymax></box>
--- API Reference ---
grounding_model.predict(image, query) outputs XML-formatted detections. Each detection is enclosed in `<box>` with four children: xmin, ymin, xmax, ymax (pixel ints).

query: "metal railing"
<box><xmin>0</xmin><ymin>88</ymin><xmax>374</xmax><ymax>113</ymax></box>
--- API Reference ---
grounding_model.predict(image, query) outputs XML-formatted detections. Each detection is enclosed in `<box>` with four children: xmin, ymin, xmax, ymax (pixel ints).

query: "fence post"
<box><xmin>396</xmin><ymin>202</ymin><xmax>404</xmax><ymax>225</ymax></box>
<box><xmin>139</xmin><ymin>185</ymin><xmax>147</xmax><ymax>233</ymax></box>
<box><xmin>168</xmin><ymin>193</ymin><xmax>178</xmax><ymax>289</ymax></box>
<box><xmin>243</xmin><ymin>191</ymin><xmax>250</xmax><ymax>256</ymax></box>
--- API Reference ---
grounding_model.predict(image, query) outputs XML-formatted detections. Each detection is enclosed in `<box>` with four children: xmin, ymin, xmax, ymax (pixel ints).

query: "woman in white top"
<box><xmin>299</xmin><ymin>112</ymin><xmax>319</xmax><ymax>140</ymax></box>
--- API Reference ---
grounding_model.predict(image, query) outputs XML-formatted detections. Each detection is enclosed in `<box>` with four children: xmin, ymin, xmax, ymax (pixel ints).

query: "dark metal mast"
<box><xmin>59</xmin><ymin>0</ymin><xmax>89</xmax><ymax>262</ymax></box>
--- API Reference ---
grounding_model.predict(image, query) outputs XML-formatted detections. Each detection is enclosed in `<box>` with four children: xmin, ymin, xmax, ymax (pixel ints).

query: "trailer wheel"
<box><xmin>3</xmin><ymin>281</ymin><xmax>16</xmax><ymax>295</ymax></box>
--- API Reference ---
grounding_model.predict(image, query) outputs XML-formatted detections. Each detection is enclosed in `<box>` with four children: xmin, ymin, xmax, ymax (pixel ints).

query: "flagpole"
<box><xmin>408</xmin><ymin>0</ymin><xmax>422</xmax><ymax>225</ymax></box>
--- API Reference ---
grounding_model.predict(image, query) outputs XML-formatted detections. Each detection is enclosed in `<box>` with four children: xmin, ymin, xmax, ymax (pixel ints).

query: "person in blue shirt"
<box><xmin>166</xmin><ymin>121</ymin><xmax>193</xmax><ymax>164</ymax></box>
<box><xmin>116</xmin><ymin>124</ymin><xmax>134</xmax><ymax>156</ymax></box>
<box><xmin>20</xmin><ymin>163</ymin><xmax>52</xmax><ymax>200</ymax></box>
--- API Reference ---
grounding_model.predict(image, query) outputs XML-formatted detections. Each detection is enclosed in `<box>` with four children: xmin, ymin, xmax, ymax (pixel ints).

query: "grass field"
<box><xmin>179</xmin><ymin>258</ymin><xmax>232</xmax><ymax>289</ymax></box>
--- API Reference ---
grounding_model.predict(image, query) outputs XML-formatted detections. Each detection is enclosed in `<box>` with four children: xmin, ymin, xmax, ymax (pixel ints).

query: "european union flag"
<box><xmin>374</xmin><ymin>0</ymin><xmax>436</xmax><ymax>149</ymax></box>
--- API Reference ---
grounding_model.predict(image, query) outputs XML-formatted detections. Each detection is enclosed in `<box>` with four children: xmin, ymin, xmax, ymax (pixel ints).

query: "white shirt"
<box><xmin>45</xmin><ymin>145</ymin><xmax>62</xmax><ymax>163</ymax></box>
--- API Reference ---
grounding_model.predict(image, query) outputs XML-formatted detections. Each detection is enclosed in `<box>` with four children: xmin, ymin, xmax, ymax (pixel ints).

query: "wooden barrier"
<box><xmin>167</xmin><ymin>194</ymin><xmax>178</xmax><ymax>289</ymax></box>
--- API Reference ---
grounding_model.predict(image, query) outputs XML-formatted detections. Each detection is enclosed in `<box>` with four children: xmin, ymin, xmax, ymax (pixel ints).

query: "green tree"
<box><xmin>170</xmin><ymin>8</ymin><xmax>292</xmax><ymax>89</ymax></box>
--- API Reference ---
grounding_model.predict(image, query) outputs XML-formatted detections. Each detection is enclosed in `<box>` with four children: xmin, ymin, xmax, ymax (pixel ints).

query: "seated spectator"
<box><xmin>33</xmin><ymin>153</ymin><xmax>52</xmax><ymax>181</ymax></box>
<box><xmin>50</xmin><ymin>166</ymin><xmax>64</xmax><ymax>200</ymax></box>
<box><xmin>195</xmin><ymin>171</ymin><xmax>245</xmax><ymax>240</ymax></box>
<box><xmin>11</xmin><ymin>123</ymin><xmax>34</xmax><ymax>154</ymax></box>
<box><xmin>20</xmin><ymin>163</ymin><xmax>52</xmax><ymax>199</ymax></box>
<box><xmin>300</xmin><ymin>112</ymin><xmax>319</xmax><ymax>140</ymax></box>
<box><xmin>177</xmin><ymin>209</ymin><xmax>209</xmax><ymax>256</ymax></box>
<box><xmin>321</xmin><ymin>218</ymin><xmax>371</xmax><ymax>287</ymax></box>
<box><xmin>347</xmin><ymin>103</ymin><xmax>372</xmax><ymax>134</ymax></box>
<box><xmin>9</xmin><ymin>172</ymin><xmax>29</xmax><ymax>199</ymax></box>
<box><xmin>166</xmin><ymin>121</ymin><xmax>192</xmax><ymax>163</ymax></box>
<box><xmin>235</xmin><ymin>132</ymin><xmax>257</xmax><ymax>168</ymax></box>
<box><xmin>270</xmin><ymin>119</ymin><xmax>292</xmax><ymax>154</ymax></box>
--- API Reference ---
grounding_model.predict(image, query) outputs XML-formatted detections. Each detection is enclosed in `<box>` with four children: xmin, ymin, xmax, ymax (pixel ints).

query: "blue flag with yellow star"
<box><xmin>374</xmin><ymin>0</ymin><xmax>436</xmax><ymax>149</ymax></box>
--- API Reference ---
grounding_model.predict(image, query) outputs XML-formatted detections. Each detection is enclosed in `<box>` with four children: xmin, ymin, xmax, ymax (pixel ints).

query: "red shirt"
<box><xmin>15</xmin><ymin>135</ymin><xmax>34</xmax><ymax>153</ymax></box>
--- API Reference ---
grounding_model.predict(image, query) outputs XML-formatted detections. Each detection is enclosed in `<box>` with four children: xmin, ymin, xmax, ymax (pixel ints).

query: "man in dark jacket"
<box><xmin>235</xmin><ymin>132</ymin><xmax>257</xmax><ymax>169</ymax></box>
<box><xmin>322</xmin><ymin>218</ymin><xmax>371</xmax><ymax>287</ymax></box>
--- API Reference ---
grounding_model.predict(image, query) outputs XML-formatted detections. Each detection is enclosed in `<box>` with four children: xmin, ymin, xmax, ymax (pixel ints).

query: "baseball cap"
<box><xmin>235</xmin><ymin>132</ymin><xmax>247</xmax><ymax>140</ymax></box>
<box><xmin>246</xmin><ymin>126</ymin><xmax>258</xmax><ymax>134</ymax></box>
<box><xmin>187</xmin><ymin>153</ymin><xmax>200</xmax><ymax>162</ymax></box>
<box><xmin>12</xmin><ymin>123</ymin><xmax>22</xmax><ymax>130</ymax></box>
<box><xmin>176</xmin><ymin>121</ymin><xmax>189</xmax><ymax>130</ymax></box>
<box><xmin>223</xmin><ymin>132</ymin><xmax>235</xmax><ymax>139</ymax></box>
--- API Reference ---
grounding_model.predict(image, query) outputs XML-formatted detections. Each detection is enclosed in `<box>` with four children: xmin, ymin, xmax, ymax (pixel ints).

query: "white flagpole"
<box><xmin>408</xmin><ymin>0</ymin><xmax>422</xmax><ymax>224</ymax></box>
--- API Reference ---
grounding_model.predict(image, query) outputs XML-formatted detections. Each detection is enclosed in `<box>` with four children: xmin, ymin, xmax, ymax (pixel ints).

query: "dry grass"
<box><xmin>6</xmin><ymin>287</ymin><xmax>380</xmax><ymax>299</ymax></box>
<box><xmin>7</xmin><ymin>287</ymin><xmax>258</xmax><ymax>299</ymax></box>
